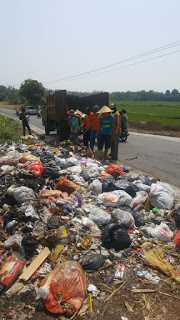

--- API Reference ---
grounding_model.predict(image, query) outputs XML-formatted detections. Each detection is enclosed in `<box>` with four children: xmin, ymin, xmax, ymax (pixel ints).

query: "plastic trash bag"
<box><xmin>133</xmin><ymin>179</ymin><xmax>150</xmax><ymax>192</ymax></box>
<box><xmin>41</xmin><ymin>261</ymin><xmax>86</xmax><ymax>315</ymax></box>
<box><xmin>22</xmin><ymin>233</ymin><xmax>37</xmax><ymax>257</ymax></box>
<box><xmin>47</xmin><ymin>217</ymin><xmax>60</xmax><ymax>229</ymax></box>
<box><xmin>143</xmin><ymin>222</ymin><xmax>173</xmax><ymax>242</ymax></box>
<box><xmin>62</xmin><ymin>157</ymin><xmax>78</xmax><ymax>168</ymax></box>
<box><xmin>149</xmin><ymin>182</ymin><xmax>175</xmax><ymax>210</ymax></box>
<box><xmin>111</xmin><ymin>208</ymin><xmax>135</xmax><ymax>228</ymax></box>
<box><xmin>67</xmin><ymin>165</ymin><xmax>82</xmax><ymax>175</ymax></box>
<box><xmin>81</xmin><ymin>167</ymin><xmax>99</xmax><ymax>181</ymax></box>
<box><xmin>101</xmin><ymin>176</ymin><xmax>116</xmax><ymax>192</ymax></box>
<box><xmin>20</xmin><ymin>152</ymin><xmax>40</xmax><ymax>164</ymax></box>
<box><xmin>88</xmin><ymin>205</ymin><xmax>111</xmax><ymax>226</ymax></box>
<box><xmin>43</xmin><ymin>165</ymin><xmax>61</xmax><ymax>178</ymax></box>
<box><xmin>0</xmin><ymin>150</ymin><xmax>21</xmax><ymax>166</ymax></box>
<box><xmin>143</xmin><ymin>244</ymin><xmax>180</xmax><ymax>283</ymax></box>
<box><xmin>105</xmin><ymin>163</ymin><xmax>124</xmax><ymax>179</ymax></box>
<box><xmin>98</xmin><ymin>190</ymin><xmax>132</xmax><ymax>207</ymax></box>
<box><xmin>13</xmin><ymin>186</ymin><xmax>35</xmax><ymax>203</ymax></box>
<box><xmin>136</xmin><ymin>174</ymin><xmax>153</xmax><ymax>186</ymax></box>
<box><xmin>28</xmin><ymin>161</ymin><xmax>44</xmax><ymax>177</ymax></box>
<box><xmin>132</xmin><ymin>211</ymin><xmax>145</xmax><ymax>227</ymax></box>
<box><xmin>4</xmin><ymin>234</ymin><xmax>22</xmax><ymax>249</ymax></box>
<box><xmin>132</xmin><ymin>191</ymin><xmax>149</xmax><ymax>208</ymax></box>
<box><xmin>173</xmin><ymin>206</ymin><xmax>180</xmax><ymax>228</ymax></box>
<box><xmin>88</xmin><ymin>179</ymin><xmax>102</xmax><ymax>195</ymax></box>
<box><xmin>101</xmin><ymin>223</ymin><xmax>131</xmax><ymax>250</ymax></box>
<box><xmin>81</xmin><ymin>254</ymin><xmax>105</xmax><ymax>273</ymax></box>
<box><xmin>55</xmin><ymin>177</ymin><xmax>80</xmax><ymax>195</ymax></box>
<box><xmin>113</xmin><ymin>179</ymin><xmax>138</xmax><ymax>198</ymax></box>
<box><xmin>81</xmin><ymin>217</ymin><xmax>101</xmax><ymax>234</ymax></box>
<box><xmin>24</xmin><ymin>204</ymin><xmax>39</xmax><ymax>219</ymax></box>
<box><xmin>0</xmin><ymin>165</ymin><xmax>14</xmax><ymax>175</ymax></box>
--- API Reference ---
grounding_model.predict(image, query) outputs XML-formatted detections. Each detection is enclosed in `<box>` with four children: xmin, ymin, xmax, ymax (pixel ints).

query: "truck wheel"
<box><xmin>45</xmin><ymin>123</ymin><xmax>50</xmax><ymax>135</ymax></box>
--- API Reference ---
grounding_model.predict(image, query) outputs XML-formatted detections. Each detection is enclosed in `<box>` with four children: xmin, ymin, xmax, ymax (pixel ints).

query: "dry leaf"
<box><xmin>78</xmin><ymin>298</ymin><xmax>89</xmax><ymax>317</ymax></box>
<box><xmin>125</xmin><ymin>301</ymin><xmax>134</xmax><ymax>312</ymax></box>
<box><xmin>142</xmin><ymin>294</ymin><xmax>150</xmax><ymax>311</ymax></box>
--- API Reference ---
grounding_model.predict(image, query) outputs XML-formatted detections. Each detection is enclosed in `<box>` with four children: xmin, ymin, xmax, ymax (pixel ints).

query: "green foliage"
<box><xmin>110</xmin><ymin>90</ymin><xmax>180</xmax><ymax>102</ymax></box>
<box><xmin>0</xmin><ymin>114</ymin><xmax>22</xmax><ymax>142</ymax></box>
<box><xmin>19</xmin><ymin>79</ymin><xmax>45</xmax><ymax>107</ymax></box>
<box><xmin>111</xmin><ymin>101</ymin><xmax>180</xmax><ymax>126</ymax></box>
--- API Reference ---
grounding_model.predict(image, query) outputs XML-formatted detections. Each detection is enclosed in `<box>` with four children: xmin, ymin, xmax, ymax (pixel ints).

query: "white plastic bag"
<box><xmin>0</xmin><ymin>150</ymin><xmax>21</xmax><ymax>166</ymax></box>
<box><xmin>98</xmin><ymin>190</ymin><xmax>132</xmax><ymax>207</ymax></box>
<box><xmin>13</xmin><ymin>186</ymin><xmax>35</xmax><ymax>203</ymax></box>
<box><xmin>132</xmin><ymin>191</ymin><xmax>149</xmax><ymax>208</ymax></box>
<box><xmin>133</xmin><ymin>180</ymin><xmax>150</xmax><ymax>192</ymax></box>
<box><xmin>149</xmin><ymin>182</ymin><xmax>175</xmax><ymax>210</ymax></box>
<box><xmin>111</xmin><ymin>208</ymin><xmax>135</xmax><ymax>228</ymax></box>
<box><xmin>88</xmin><ymin>179</ymin><xmax>102</xmax><ymax>195</ymax></box>
<box><xmin>67</xmin><ymin>165</ymin><xmax>82</xmax><ymax>175</ymax></box>
<box><xmin>4</xmin><ymin>234</ymin><xmax>22</xmax><ymax>248</ymax></box>
<box><xmin>25</xmin><ymin>204</ymin><xmax>39</xmax><ymax>219</ymax></box>
<box><xmin>88</xmin><ymin>205</ymin><xmax>111</xmax><ymax>225</ymax></box>
<box><xmin>143</xmin><ymin>222</ymin><xmax>173</xmax><ymax>242</ymax></box>
<box><xmin>81</xmin><ymin>216</ymin><xmax>101</xmax><ymax>234</ymax></box>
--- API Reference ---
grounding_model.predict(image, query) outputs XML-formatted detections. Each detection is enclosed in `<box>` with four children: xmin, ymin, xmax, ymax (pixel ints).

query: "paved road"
<box><xmin>1</xmin><ymin>107</ymin><xmax>180</xmax><ymax>187</ymax></box>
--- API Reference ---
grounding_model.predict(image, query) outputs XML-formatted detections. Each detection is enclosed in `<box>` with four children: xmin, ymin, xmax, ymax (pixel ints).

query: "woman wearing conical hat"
<box><xmin>97</xmin><ymin>106</ymin><xmax>115</xmax><ymax>160</ymax></box>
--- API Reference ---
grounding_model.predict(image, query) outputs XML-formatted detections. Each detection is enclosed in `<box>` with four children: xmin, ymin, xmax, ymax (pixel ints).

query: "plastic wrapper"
<box><xmin>173</xmin><ymin>231</ymin><xmax>180</xmax><ymax>249</ymax></box>
<box><xmin>55</xmin><ymin>177</ymin><xmax>80</xmax><ymax>195</ymax></box>
<box><xmin>81</xmin><ymin>254</ymin><xmax>104</xmax><ymax>273</ymax></box>
<box><xmin>0</xmin><ymin>150</ymin><xmax>21</xmax><ymax>166</ymax></box>
<box><xmin>149</xmin><ymin>181</ymin><xmax>175</xmax><ymax>210</ymax></box>
<box><xmin>41</xmin><ymin>261</ymin><xmax>86</xmax><ymax>315</ymax></box>
<box><xmin>105</xmin><ymin>163</ymin><xmax>124</xmax><ymax>179</ymax></box>
<box><xmin>98</xmin><ymin>190</ymin><xmax>132</xmax><ymax>207</ymax></box>
<box><xmin>111</xmin><ymin>208</ymin><xmax>135</xmax><ymax>228</ymax></box>
<box><xmin>4</xmin><ymin>234</ymin><xmax>22</xmax><ymax>249</ymax></box>
<box><xmin>81</xmin><ymin>217</ymin><xmax>101</xmax><ymax>234</ymax></box>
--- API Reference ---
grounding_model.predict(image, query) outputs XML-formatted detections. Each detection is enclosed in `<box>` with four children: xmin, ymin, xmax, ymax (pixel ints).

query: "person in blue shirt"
<box><xmin>68</xmin><ymin>109</ymin><xmax>81</xmax><ymax>143</ymax></box>
<box><xmin>97</xmin><ymin>106</ymin><xmax>115</xmax><ymax>160</ymax></box>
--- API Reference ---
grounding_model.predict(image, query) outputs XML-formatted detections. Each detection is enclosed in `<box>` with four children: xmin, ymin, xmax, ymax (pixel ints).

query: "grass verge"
<box><xmin>0</xmin><ymin>114</ymin><xmax>22</xmax><ymax>143</ymax></box>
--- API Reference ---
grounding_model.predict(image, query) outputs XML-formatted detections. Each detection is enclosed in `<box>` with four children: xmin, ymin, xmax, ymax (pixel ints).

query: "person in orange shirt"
<box><xmin>81</xmin><ymin>107</ymin><xmax>92</xmax><ymax>147</ymax></box>
<box><xmin>110</xmin><ymin>104</ymin><xmax>121</xmax><ymax>160</ymax></box>
<box><xmin>90</xmin><ymin>105</ymin><xmax>100</xmax><ymax>151</ymax></box>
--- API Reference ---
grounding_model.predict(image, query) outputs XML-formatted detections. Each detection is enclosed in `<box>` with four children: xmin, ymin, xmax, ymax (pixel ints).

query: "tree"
<box><xmin>171</xmin><ymin>89</ymin><xmax>179</xmax><ymax>96</ymax></box>
<box><xmin>166</xmin><ymin>90</ymin><xmax>170</xmax><ymax>96</ymax></box>
<box><xmin>19</xmin><ymin>79</ymin><xmax>45</xmax><ymax>107</ymax></box>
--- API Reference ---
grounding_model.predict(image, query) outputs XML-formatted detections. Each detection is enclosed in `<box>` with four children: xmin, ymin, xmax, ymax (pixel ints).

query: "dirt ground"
<box><xmin>128</xmin><ymin>120</ymin><xmax>180</xmax><ymax>138</ymax></box>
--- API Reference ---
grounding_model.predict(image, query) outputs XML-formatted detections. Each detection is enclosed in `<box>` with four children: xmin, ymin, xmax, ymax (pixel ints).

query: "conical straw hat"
<box><xmin>97</xmin><ymin>106</ymin><xmax>112</xmax><ymax>114</ymax></box>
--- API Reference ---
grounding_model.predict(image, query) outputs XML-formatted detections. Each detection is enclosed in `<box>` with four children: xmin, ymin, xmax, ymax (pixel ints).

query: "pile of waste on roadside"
<box><xmin>0</xmin><ymin>135</ymin><xmax>180</xmax><ymax>320</ymax></box>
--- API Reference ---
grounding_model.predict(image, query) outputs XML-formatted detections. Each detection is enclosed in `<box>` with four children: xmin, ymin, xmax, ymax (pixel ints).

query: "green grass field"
<box><xmin>111</xmin><ymin>101</ymin><xmax>180</xmax><ymax>126</ymax></box>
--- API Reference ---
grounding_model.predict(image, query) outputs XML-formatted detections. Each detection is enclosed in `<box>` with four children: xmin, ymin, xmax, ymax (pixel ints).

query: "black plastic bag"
<box><xmin>132</xmin><ymin>211</ymin><xmax>145</xmax><ymax>227</ymax></box>
<box><xmin>22</xmin><ymin>233</ymin><xmax>37</xmax><ymax>257</ymax></box>
<box><xmin>113</xmin><ymin>179</ymin><xmax>138</xmax><ymax>198</ymax></box>
<box><xmin>47</xmin><ymin>217</ymin><xmax>60</xmax><ymax>229</ymax></box>
<box><xmin>173</xmin><ymin>206</ymin><xmax>180</xmax><ymax>228</ymax></box>
<box><xmin>136</xmin><ymin>174</ymin><xmax>153</xmax><ymax>186</ymax></box>
<box><xmin>101</xmin><ymin>176</ymin><xmax>116</xmax><ymax>192</ymax></box>
<box><xmin>101</xmin><ymin>223</ymin><xmax>131</xmax><ymax>250</ymax></box>
<box><xmin>81</xmin><ymin>254</ymin><xmax>105</xmax><ymax>273</ymax></box>
<box><xmin>43</xmin><ymin>166</ymin><xmax>61</xmax><ymax>178</ymax></box>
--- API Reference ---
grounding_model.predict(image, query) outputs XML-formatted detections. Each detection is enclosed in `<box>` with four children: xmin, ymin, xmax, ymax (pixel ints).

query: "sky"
<box><xmin>0</xmin><ymin>0</ymin><xmax>180</xmax><ymax>92</ymax></box>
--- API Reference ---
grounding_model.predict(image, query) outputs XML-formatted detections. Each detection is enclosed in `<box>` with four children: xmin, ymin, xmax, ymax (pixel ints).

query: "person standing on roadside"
<box><xmin>68</xmin><ymin>109</ymin><xmax>81</xmax><ymax>143</ymax></box>
<box><xmin>81</xmin><ymin>107</ymin><xmax>92</xmax><ymax>147</ymax></box>
<box><xmin>97</xmin><ymin>106</ymin><xmax>115</xmax><ymax>160</ymax></box>
<box><xmin>19</xmin><ymin>107</ymin><xmax>31</xmax><ymax>136</ymax></box>
<box><xmin>110</xmin><ymin>104</ymin><xmax>121</xmax><ymax>160</ymax></box>
<box><xmin>90</xmin><ymin>105</ymin><xmax>100</xmax><ymax>151</ymax></box>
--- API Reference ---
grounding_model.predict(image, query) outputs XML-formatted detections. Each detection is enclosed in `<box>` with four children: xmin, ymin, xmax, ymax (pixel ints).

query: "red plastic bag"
<box><xmin>28</xmin><ymin>162</ymin><xmax>44</xmax><ymax>177</ymax></box>
<box><xmin>42</xmin><ymin>261</ymin><xmax>86</xmax><ymax>315</ymax></box>
<box><xmin>105</xmin><ymin>163</ymin><xmax>124</xmax><ymax>179</ymax></box>
<box><xmin>55</xmin><ymin>177</ymin><xmax>79</xmax><ymax>195</ymax></box>
<box><xmin>174</xmin><ymin>231</ymin><xmax>180</xmax><ymax>249</ymax></box>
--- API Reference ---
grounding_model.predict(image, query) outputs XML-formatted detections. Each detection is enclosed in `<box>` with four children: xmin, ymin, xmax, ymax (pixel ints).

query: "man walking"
<box><xmin>68</xmin><ymin>109</ymin><xmax>81</xmax><ymax>143</ymax></box>
<box><xmin>19</xmin><ymin>107</ymin><xmax>31</xmax><ymax>136</ymax></box>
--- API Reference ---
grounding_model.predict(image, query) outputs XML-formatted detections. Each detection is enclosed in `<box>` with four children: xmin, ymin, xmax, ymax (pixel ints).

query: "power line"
<box><xmin>43</xmin><ymin>40</ymin><xmax>180</xmax><ymax>84</ymax></box>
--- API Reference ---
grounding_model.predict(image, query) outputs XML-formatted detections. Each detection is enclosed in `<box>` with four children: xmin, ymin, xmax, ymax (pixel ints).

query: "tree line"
<box><xmin>0</xmin><ymin>79</ymin><xmax>180</xmax><ymax>106</ymax></box>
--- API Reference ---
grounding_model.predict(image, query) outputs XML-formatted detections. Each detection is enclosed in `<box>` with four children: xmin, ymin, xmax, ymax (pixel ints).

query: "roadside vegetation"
<box><xmin>0</xmin><ymin>114</ymin><xmax>22</xmax><ymax>143</ymax></box>
<box><xmin>113</xmin><ymin>101</ymin><xmax>180</xmax><ymax>126</ymax></box>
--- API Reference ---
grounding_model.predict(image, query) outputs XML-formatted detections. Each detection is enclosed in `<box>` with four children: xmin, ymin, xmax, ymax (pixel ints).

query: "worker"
<box><xmin>68</xmin><ymin>109</ymin><xmax>81</xmax><ymax>143</ymax></box>
<box><xmin>110</xmin><ymin>104</ymin><xmax>121</xmax><ymax>160</ymax></box>
<box><xmin>120</xmin><ymin>109</ymin><xmax>128</xmax><ymax>132</ymax></box>
<box><xmin>97</xmin><ymin>106</ymin><xmax>115</xmax><ymax>160</ymax></box>
<box><xmin>19</xmin><ymin>107</ymin><xmax>31</xmax><ymax>136</ymax></box>
<box><xmin>81</xmin><ymin>107</ymin><xmax>92</xmax><ymax>147</ymax></box>
<box><xmin>90</xmin><ymin>105</ymin><xmax>100</xmax><ymax>151</ymax></box>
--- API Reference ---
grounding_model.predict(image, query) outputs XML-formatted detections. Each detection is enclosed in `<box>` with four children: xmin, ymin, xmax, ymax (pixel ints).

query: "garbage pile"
<box><xmin>0</xmin><ymin>136</ymin><xmax>180</xmax><ymax>320</ymax></box>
